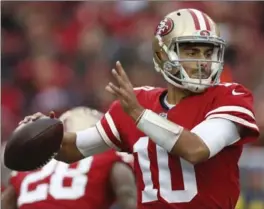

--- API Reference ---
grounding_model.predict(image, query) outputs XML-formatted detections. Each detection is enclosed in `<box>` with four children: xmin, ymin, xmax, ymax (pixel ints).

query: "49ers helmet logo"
<box><xmin>200</xmin><ymin>30</ymin><xmax>210</xmax><ymax>36</ymax></box>
<box><xmin>155</xmin><ymin>17</ymin><xmax>174</xmax><ymax>36</ymax></box>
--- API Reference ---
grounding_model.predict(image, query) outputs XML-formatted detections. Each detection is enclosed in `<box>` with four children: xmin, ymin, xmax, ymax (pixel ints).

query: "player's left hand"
<box><xmin>105</xmin><ymin>61</ymin><xmax>145</xmax><ymax>122</ymax></box>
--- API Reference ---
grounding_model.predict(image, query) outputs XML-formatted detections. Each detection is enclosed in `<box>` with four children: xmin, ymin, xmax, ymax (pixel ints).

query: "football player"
<box><xmin>17</xmin><ymin>8</ymin><xmax>259</xmax><ymax>209</ymax></box>
<box><xmin>2</xmin><ymin>107</ymin><xmax>136</xmax><ymax>209</ymax></box>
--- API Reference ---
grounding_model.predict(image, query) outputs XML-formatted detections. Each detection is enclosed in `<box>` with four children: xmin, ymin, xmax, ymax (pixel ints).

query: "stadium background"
<box><xmin>1</xmin><ymin>1</ymin><xmax>264</xmax><ymax>209</ymax></box>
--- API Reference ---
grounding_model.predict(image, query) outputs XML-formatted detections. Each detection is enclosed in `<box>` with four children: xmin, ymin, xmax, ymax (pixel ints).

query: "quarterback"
<box><xmin>19</xmin><ymin>9</ymin><xmax>259</xmax><ymax>209</ymax></box>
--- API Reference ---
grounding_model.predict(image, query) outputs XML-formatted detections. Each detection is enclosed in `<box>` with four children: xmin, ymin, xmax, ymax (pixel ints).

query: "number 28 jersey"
<box><xmin>10</xmin><ymin>150</ymin><xmax>129</xmax><ymax>209</ymax></box>
<box><xmin>96</xmin><ymin>84</ymin><xmax>259</xmax><ymax>209</ymax></box>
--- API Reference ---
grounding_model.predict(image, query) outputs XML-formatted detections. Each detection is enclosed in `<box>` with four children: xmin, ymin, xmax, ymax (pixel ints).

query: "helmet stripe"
<box><xmin>202</xmin><ymin>13</ymin><xmax>211</xmax><ymax>31</ymax></box>
<box><xmin>190</xmin><ymin>9</ymin><xmax>207</xmax><ymax>30</ymax></box>
<box><xmin>188</xmin><ymin>9</ymin><xmax>200</xmax><ymax>30</ymax></box>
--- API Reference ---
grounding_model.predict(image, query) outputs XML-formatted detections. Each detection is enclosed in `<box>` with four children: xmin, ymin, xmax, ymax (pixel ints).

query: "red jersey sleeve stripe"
<box><xmin>205</xmin><ymin>106</ymin><xmax>255</xmax><ymax>120</ymax></box>
<box><xmin>96</xmin><ymin>119</ymin><xmax>122</xmax><ymax>151</ymax></box>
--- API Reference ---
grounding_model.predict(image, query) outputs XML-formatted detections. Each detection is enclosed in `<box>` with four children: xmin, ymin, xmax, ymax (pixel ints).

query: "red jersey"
<box><xmin>96</xmin><ymin>83</ymin><xmax>259</xmax><ymax>209</ymax></box>
<box><xmin>10</xmin><ymin>150</ymin><xmax>131</xmax><ymax>209</ymax></box>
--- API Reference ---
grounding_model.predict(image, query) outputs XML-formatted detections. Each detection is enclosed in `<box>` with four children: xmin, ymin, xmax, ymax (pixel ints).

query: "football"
<box><xmin>4</xmin><ymin>118</ymin><xmax>63</xmax><ymax>171</ymax></box>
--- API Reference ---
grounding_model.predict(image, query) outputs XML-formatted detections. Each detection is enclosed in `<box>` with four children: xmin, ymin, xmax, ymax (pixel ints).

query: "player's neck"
<box><xmin>167</xmin><ymin>84</ymin><xmax>191</xmax><ymax>105</ymax></box>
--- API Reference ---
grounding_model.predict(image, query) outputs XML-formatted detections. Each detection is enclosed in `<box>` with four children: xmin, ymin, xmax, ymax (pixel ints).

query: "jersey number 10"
<box><xmin>134</xmin><ymin>137</ymin><xmax>198</xmax><ymax>203</ymax></box>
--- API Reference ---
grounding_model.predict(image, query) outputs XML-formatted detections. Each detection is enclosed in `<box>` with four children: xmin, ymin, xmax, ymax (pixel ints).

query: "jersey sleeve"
<box><xmin>205</xmin><ymin>83</ymin><xmax>259</xmax><ymax>145</ymax></box>
<box><xmin>96</xmin><ymin>101</ymin><xmax>124</xmax><ymax>151</ymax></box>
<box><xmin>95</xmin><ymin>87</ymin><xmax>156</xmax><ymax>151</ymax></box>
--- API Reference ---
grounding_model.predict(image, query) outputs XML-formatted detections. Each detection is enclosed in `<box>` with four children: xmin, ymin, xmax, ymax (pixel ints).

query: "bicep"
<box><xmin>110</xmin><ymin>162</ymin><xmax>136</xmax><ymax>209</ymax></box>
<box><xmin>191</xmin><ymin>118</ymin><xmax>240</xmax><ymax>158</ymax></box>
<box><xmin>1</xmin><ymin>185</ymin><xmax>17</xmax><ymax>209</ymax></box>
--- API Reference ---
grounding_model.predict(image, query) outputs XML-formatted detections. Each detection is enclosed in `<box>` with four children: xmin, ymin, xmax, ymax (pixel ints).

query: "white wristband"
<box><xmin>136</xmin><ymin>109</ymin><xmax>184</xmax><ymax>152</ymax></box>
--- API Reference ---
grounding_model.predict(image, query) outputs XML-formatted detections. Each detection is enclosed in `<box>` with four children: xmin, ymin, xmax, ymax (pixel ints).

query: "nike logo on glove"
<box><xmin>232</xmin><ymin>89</ymin><xmax>245</xmax><ymax>96</ymax></box>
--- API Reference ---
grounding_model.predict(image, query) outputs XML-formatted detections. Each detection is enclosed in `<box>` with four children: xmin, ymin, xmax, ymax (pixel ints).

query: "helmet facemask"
<box><xmin>154</xmin><ymin>35</ymin><xmax>226</xmax><ymax>92</ymax></box>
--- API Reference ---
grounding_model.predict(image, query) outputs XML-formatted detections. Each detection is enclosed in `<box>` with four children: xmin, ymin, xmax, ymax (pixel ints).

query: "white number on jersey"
<box><xmin>134</xmin><ymin>137</ymin><xmax>198</xmax><ymax>203</ymax></box>
<box><xmin>18</xmin><ymin>157</ymin><xmax>93</xmax><ymax>206</ymax></box>
<box><xmin>133</xmin><ymin>86</ymin><xmax>155</xmax><ymax>91</ymax></box>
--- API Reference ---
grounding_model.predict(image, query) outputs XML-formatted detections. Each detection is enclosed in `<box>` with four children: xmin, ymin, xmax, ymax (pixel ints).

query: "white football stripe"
<box><xmin>96</xmin><ymin>121</ymin><xmax>121</xmax><ymax>151</ymax></box>
<box><xmin>105</xmin><ymin>112</ymin><xmax>121</xmax><ymax>142</ymax></box>
<box><xmin>206</xmin><ymin>106</ymin><xmax>255</xmax><ymax>120</ymax></box>
<box><xmin>206</xmin><ymin>113</ymin><xmax>259</xmax><ymax>131</ymax></box>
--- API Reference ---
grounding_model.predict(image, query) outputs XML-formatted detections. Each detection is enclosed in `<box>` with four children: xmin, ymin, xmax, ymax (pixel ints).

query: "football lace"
<box><xmin>35</xmin><ymin>152</ymin><xmax>58</xmax><ymax>169</ymax></box>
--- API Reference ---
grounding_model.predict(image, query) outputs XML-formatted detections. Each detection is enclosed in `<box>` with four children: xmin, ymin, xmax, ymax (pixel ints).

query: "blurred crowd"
<box><xmin>1</xmin><ymin>2</ymin><xmax>264</xmax><ymax>208</ymax></box>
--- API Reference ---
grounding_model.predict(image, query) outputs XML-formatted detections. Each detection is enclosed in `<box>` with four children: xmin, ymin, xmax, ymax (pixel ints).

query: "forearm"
<box><xmin>136</xmin><ymin>109</ymin><xmax>240</xmax><ymax>164</ymax></box>
<box><xmin>171</xmin><ymin>129</ymin><xmax>209</xmax><ymax>164</ymax></box>
<box><xmin>116</xmin><ymin>189</ymin><xmax>137</xmax><ymax>209</ymax></box>
<box><xmin>55</xmin><ymin>127</ymin><xmax>110</xmax><ymax>164</ymax></box>
<box><xmin>135</xmin><ymin>109</ymin><xmax>207</xmax><ymax>163</ymax></box>
<box><xmin>55</xmin><ymin>132</ymin><xmax>84</xmax><ymax>163</ymax></box>
<box><xmin>110</xmin><ymin>162</ymin><xmax>137</xmax><ymax>209</ymax></box>
<box><xmin>1</xmin><ymin>185</ymin><xmax>17</xmax><ymax>209</ymax></box>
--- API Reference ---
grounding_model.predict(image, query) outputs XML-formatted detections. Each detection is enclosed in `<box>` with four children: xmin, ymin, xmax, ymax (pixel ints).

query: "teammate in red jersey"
<box><xmin>16</xmin><ymin>8</ymin><xmax>259</xmax><ymax>209</ymax></box>
<box><xmin>2</xmin><ymin>107</ymin><xmax>136</xmax><ymax>209</ymax></box>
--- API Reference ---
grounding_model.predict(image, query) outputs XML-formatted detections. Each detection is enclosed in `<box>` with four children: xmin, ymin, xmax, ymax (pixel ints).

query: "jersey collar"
<box><xmin>159</xmin><ymin>90</ymin><xmax>176</xmax><ymax>111</ymax></box>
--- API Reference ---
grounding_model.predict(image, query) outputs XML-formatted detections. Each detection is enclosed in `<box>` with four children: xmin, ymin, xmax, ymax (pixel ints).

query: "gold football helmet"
<box><xmin>153</xmin><ymin>8</ymin><xmax>226</xmax><ymax>92</ymax></box>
